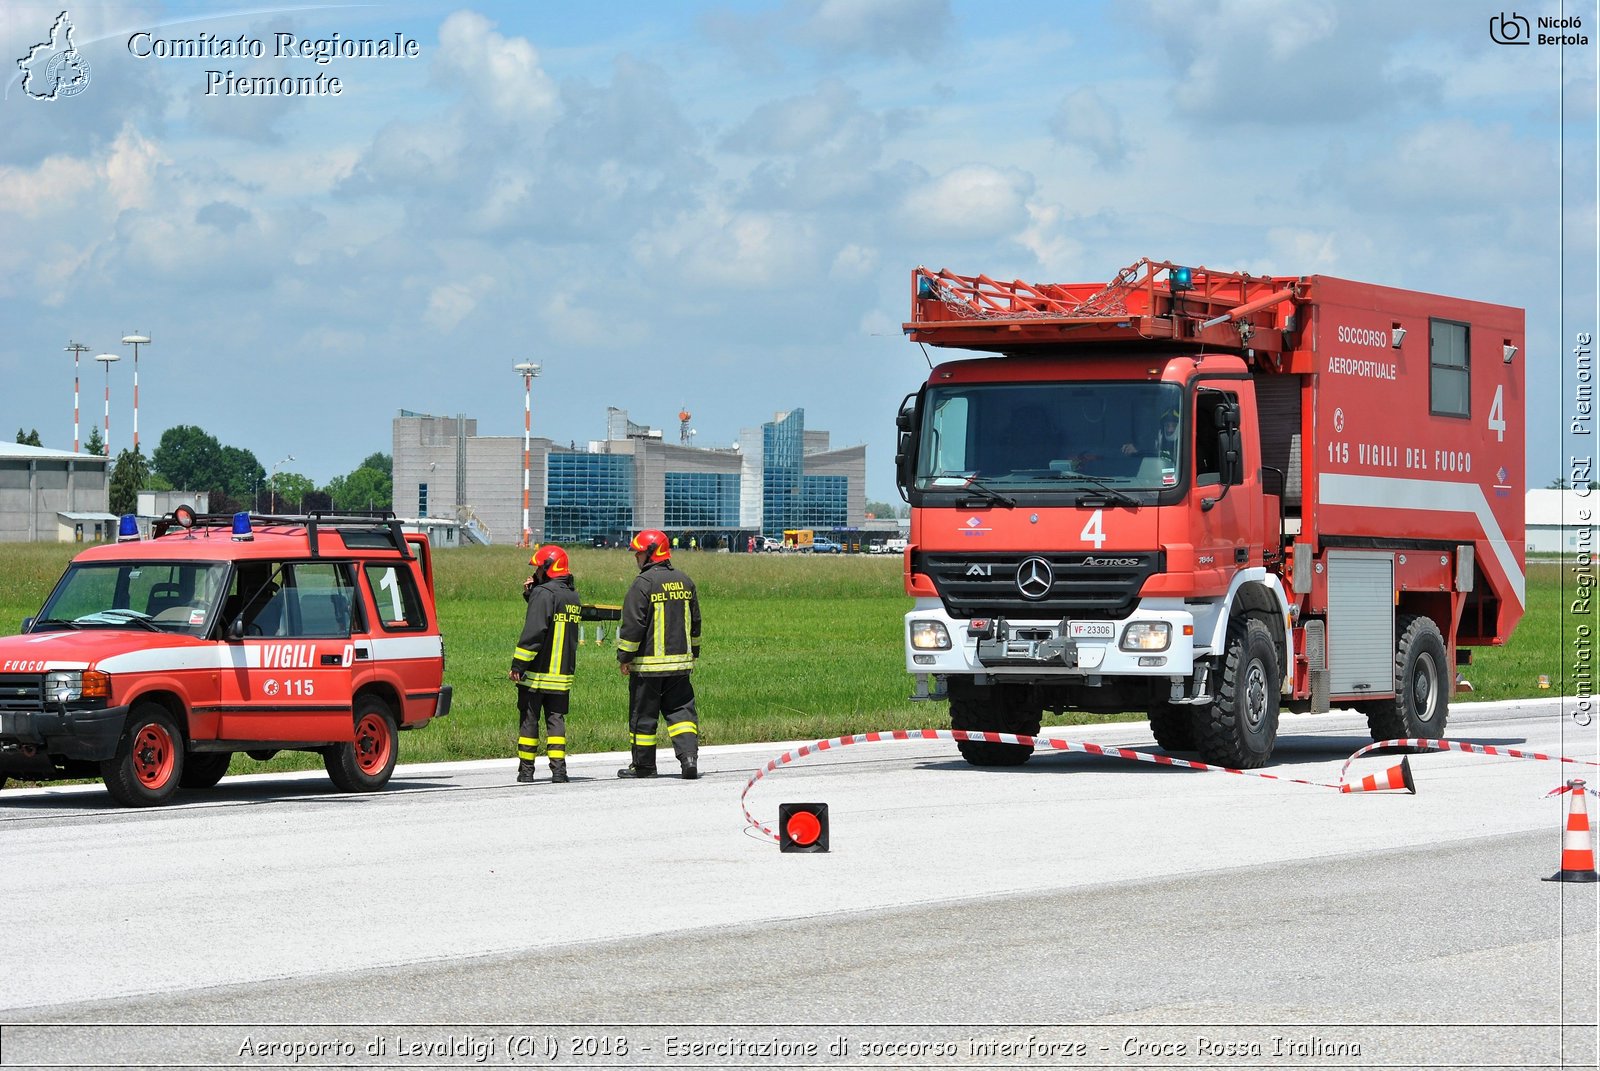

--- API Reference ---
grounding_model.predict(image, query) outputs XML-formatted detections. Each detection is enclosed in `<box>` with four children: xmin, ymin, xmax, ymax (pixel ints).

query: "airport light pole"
<box><xmin>66</xmin><ymin>341</ymin><xmax>89</xmax><ymax>452</ymax></box>
<box><xmin>122</xmin><ymin>333</ymin><xmax>150</xmax><ymax>453</ymax></box>
<box><xmin>94</xmin><ymin>353</ymin><xmax>120</xmax><ymax>456</ymax></box>
<box><xmin>270</xmin><ymin>454</ymin><xmax>294</xmax><ymax>514</ymax></box>
<box><xmin>515</xmin><ymin>362</ymin><xmax>541</xmax><ymax>547</ymax></box>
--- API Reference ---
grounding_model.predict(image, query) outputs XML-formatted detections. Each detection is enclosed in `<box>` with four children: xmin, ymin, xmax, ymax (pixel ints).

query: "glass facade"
<box><xmin>544</xmin><ymin>453</ymin><xmax>634</xmax><ymax>542</ymax></box>
<box><xmin>664</xmin><ymin>471</ymin><xmax>740</xmax><ymax>528</ymax></box>
<box><xmin>761</xmin><ymin>409</ymin><xmax>805</xmax><ymax>536</ymax></box>
<box><xmin>802</xmin><ymin>474</ymin><xmax>847</xmax><ymax>529</ymax></box>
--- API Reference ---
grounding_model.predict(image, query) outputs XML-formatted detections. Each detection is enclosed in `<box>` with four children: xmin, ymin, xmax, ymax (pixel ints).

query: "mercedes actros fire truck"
<box><xmin>896</xmin><ymin>258</ymin><xmax>1524</xmax><ymax>768</ymax></box>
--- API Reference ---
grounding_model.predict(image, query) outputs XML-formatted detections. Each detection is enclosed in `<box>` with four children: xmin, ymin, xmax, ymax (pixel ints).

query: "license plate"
<box><xmin>1068</xmin><ymin>620</ymin><xmax>1114</xmax><ymax>640</ymax></box>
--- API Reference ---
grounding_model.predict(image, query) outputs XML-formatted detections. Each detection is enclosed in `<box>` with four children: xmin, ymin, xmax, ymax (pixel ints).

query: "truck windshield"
<box><xmin>35</xmin><ymin>561</ymin><xmax>232</xmax><ymax>637</ymax></box>
<box><xmin>916</xmin><ymin>382</ymin><xmax>1184</xmax><ymax>492</ymax></box>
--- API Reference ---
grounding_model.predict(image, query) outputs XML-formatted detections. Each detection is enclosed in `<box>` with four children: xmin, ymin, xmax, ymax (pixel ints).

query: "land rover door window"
<box><xmin>363</xmin><ymin>563</ymin><xmax>427</xmax><ymax>631</ymax></box>
<box><xmin>276</xmin><ymin>563</ymin><xmax>359</xmax><ymax>638</ymax></box>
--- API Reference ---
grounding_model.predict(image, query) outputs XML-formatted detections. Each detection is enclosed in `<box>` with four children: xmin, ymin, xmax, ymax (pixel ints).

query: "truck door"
<box><xmin>217</xmin><ymin>561</ymin><xmax>358</xmax><ymax>743</ymax></box>
<box><xmin>1190</xmin><ymin>385</ymin><xmax>1259</xmax><ymax>595</ymax></box>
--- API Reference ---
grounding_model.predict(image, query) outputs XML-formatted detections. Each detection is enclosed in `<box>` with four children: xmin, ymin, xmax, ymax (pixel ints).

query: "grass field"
<box><xmin>0</xmin><ymin>543</ymin><xmax>1579</xmax><ymax>777</ymax></box>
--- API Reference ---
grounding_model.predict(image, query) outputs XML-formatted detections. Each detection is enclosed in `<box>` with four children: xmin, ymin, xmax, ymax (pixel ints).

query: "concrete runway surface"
<box><xmin>1</xmin><ymin>699</ymin><xmax>1595</xmax><ymax>1069</ymax></box>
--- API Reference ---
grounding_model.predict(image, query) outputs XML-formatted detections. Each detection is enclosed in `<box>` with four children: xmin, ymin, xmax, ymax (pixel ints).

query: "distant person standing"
<box><xmin>509</xmin><ymin>545</ymin><xmax>582</xmax><ymax>784</ymax></box>
<box><xmin>616</xmin><ymin>529</ymin><xmax>702</xmax><ymax>780</ymax></box>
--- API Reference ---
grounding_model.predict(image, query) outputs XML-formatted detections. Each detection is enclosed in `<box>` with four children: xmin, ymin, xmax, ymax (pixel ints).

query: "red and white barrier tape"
<box><xmin>741</xmin><ymin>729</ymin><xmax>1346</xmax><ymax>842</ymax></box>
<box><xmin>1545</xmin><ymin>780</ymin><xmax>1600</xmax><ymax>799</ymax></box>
<box><xmin>1339</xmin><ymin>739</ymin><xmax>1600</xmax><ymax>789</ymax></box>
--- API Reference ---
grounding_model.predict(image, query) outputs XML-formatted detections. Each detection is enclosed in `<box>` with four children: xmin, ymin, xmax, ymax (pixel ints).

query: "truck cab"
<box><xmin>897</xmin><ymin>260</ymin><xmax>1523</xmax><ymax>770</ymax></box>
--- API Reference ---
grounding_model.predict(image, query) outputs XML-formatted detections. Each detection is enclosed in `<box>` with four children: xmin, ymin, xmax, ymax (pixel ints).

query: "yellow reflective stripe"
<box><xmin>517</xmin><ymin>672</ymin><xmax>573</xmax><ymax>691</ymax></box>
<box><xmin>547</xmin><ymin>746</ymin><xmax>566</xmax><ymax>758</ymax></box>
<box><xmin>652</xmin><ymin>602</ymin><xmax>666</xmax><ymax>658</ymax></box>
<box><xmin>518</xmin><ymin>736</ymin><xmax>538</xmax><ymax>746</ymax></box>
<box><xmin>666</xmin><ymin>720</ymin><xmax>697</xmax><ymax>737</ymax></box>
<box><xmin>630</xmin><ymin>733</ymin><xmax>657</xmax><ymax>746</ymax></box>
<box><xmin>682</xmin><ymin>600</ymin><xmax>692</xmax><ymax>650</ymax></box>
<box><xmin>517</xmin><ymin>746</ymin><xmax>537</xmax><ymax>759</ymax></box>
<box><xmin>616</xmin><ymin>638</ymin><xmax>641</xmax><ymax>653</ymax></box>
<box><xmin>513</xmin><ymin>646</ymin><xmax>537</xmax><ymax>661</ymax></box>
<box><xmin>546</xmin><ymin>736</ymin><xmax>565</xmax><ymax>746</ymax></box>
<box><xmin>632</xmin><ymin>654</ymin><xmax>695</xmax><ymax>673</ymax></box>
<box><xmin>550</xmin><ymin>618</ymin><xmax>568</xmax><ymax>669</ymax></box>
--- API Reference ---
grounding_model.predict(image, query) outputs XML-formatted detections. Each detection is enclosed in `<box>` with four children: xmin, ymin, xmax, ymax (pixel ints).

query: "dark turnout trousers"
<box><xmin>626</xmin><ymin>673</ymin><xmax>698</xmax><ymax>771</ymax></box>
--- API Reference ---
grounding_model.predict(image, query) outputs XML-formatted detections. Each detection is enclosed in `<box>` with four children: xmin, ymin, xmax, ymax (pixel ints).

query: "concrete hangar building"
<box><xmin>392</xmin><ymin>406</ymin><xmax>867</xmax><ymax>548</ymax></box>
<box><xmin>0</xmin><ymin>443</ymin><xmax>113</xmax><ymax>543</ymax></box>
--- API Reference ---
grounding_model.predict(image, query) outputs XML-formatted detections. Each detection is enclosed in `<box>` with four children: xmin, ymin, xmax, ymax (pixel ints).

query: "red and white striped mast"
<box><xmin>514</xmin><ymin>362</ymin><xmax>541</xmax><ymax>547</ymax></box>
<box><xmin>65</xmin><ymin>341</ymin><xmax>89</xmax><ymax>452</ymax></box>
<box><xmin>94</xmin><ymin>352</ymin><xmax>120</xmax><ymax>455</ymax></box>
<box><xmin>122</xmin><ymin>333</ymin><xmax>150</xmax><ymax>453</ymax></box>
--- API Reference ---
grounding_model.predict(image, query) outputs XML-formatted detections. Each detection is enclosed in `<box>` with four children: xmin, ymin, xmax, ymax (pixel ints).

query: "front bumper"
<box><xmin>904</xmin><ymin>601</ymin><xmax>1194</xmax><ymax>678</ymax></box>
<box><xmin>0</xmin><ymin>704</ymin><xmax>131</xmax><ymax>768</ymax></box>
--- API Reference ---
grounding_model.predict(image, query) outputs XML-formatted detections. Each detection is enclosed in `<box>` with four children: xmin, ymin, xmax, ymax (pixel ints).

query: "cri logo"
<box><xmin>1015</xmin><ymin>557</ymin><xmax>1054</xmax><ymax>600</ymax></box>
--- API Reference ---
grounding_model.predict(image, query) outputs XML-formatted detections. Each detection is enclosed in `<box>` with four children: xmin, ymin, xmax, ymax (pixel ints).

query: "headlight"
<box><xmin>45</xmin><ymin>670</ymin><xmax>81</xmax><ymax>703</ymax></box>
<box><xmin>44</xmin><ymin>669</ymin><xmax>109</xmax><ymax>703</ymax></box>
<box><xmin>909</xmin><ymin>620</ymin><xmax>952</xmax><ymax>650</ymax></box>
<box><xmin>1120</xmin><ymin>622</ymin><xmax>1171</xmax><ymax>651</ymax></box>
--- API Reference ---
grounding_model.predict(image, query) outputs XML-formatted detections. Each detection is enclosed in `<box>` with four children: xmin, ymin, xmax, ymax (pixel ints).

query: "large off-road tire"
<box><xmin>1195</xmin><ymin>617</ymin><xmax>1281</xmax><ymax>770</ymax></box>
<box><xmin>949</xmin><ymin>679</ymin><xmax>1040</xmax><ymax>767</ymax></box>
<box><xmin>180</xmin><ymin>751</ymin><xmax>232</xmax><ymax>789</ymax></box>
<box><xmin>324</xmin><ymin>696</ymin><xmax>399</xmax><ymax>792</ymax></box>
<box><xmin>1148</xmin><ymin>703</ymin><xmax>1197</xmax><ymax>753</ymax></box>
<box><xmin>1364</xmin><ymin>615</ymin><xmax>1449</xmax><ymax>744</ymax></box>
<box><xmin>102</xmin><ymin>704</ymin><xmax>185</xmax><ymax>807</ymax></box>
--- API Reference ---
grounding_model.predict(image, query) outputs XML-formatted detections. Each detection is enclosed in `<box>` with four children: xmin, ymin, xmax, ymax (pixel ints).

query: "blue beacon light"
<box><xmin>231</xmin><ymin>512</ymin><xmax>254</xmax><ymax>541</ymax></box>
<box><xmin>116</xmin><ymin>514</ymin><xmax>140</xmax><ymax>542</ymax></box>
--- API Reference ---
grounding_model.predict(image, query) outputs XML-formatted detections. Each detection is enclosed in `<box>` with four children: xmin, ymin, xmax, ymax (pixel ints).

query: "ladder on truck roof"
<box><xmin>906</xmin><ymin>257</ymin><xmax>1302</xmax><ymax>355</ymax></box>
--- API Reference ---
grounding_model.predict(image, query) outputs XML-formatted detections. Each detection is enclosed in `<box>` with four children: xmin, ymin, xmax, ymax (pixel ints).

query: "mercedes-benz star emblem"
<box><xmin>1015</xmin><ymin>556</ymin><xmax>1054</xmax><ymax>600</ymax></box>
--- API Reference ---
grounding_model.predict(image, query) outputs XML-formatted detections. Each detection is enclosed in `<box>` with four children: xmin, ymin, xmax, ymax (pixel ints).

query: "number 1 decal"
<box><xmin>1080</xmin><ymin>509</ymin><xmax>1106</xmax><ymax>549</ymax></box>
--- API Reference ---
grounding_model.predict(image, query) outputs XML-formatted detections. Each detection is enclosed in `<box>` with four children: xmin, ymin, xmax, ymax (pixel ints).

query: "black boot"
<box><xmin>617</xmin><ymin>764</ymin><xmax>657</xmax><ymax>778</ymax></box>
<box><xmin>550</xmin><ymin>759</ymin><xmax>569</xmax><ymax>783</ymax></box>
<box><xmin>680</xmin><ymin>756</ymin><xmax>699</xmax><ymax>780</ymax></box>
<box><xmin>516</xmin><ymin>759</ymin><xmax>537</xmax><ymax>784</ymax></box>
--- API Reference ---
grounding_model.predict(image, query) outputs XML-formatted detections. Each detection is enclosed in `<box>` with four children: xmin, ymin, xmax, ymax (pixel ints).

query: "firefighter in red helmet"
<box><xmin>509</xmin><ymin>544</ymin><xmax>582</xmax><ymax>783</ymax></box>
<box><xmin>616</xmin><ymin>529</ymin><xmax>702</xmax><ymax>779</ymax></box>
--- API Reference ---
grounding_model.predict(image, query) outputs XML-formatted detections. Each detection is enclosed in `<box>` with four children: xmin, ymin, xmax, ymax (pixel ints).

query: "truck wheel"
<box><xmin>324</xmin><ymin>697</ymin><xmax>398</xmax><ymax>792</ymax></box>
<box><xmin>1148</xmin><ymin>703</ymin><xmax>1196</xmax><ymax>752</ymax></box>
<box><xmin>949</xmin><ymin>680</ymin><xmax>1039</xmax><ymax>767</ymax></box>
<box><xmin>1195</xmin><ymin>618</ymin><xmax>1280</xmax><ymax>769</ymax></box>
<box><xmin>102</xmin><ymin>704</ymin><xmax>185</xmax><ymax>807</ymax></box>
<box><xmin>1365</xmin><ymin>615</ymin><xmax>1449</xmax><ymax>743</ymax></box>
<box><xmin>180</xmin><ymin>751</ymin><xmax>232</xmax><ymax>789</ymax></box>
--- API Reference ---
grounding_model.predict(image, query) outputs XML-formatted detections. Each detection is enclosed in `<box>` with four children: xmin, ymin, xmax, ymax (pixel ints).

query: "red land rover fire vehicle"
<box><xmin>0</xmin><ymin>510</ymin><xmax>451</xmax><ymax>806</ymax></box>
<box><xmin>897</xmin><ymin>258</ymin><xmax>1524</xmax><ymax>769</ymax></box>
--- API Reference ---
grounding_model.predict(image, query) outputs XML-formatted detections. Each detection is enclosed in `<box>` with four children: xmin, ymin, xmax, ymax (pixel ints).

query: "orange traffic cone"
<box><xmin>1545</xmin><ymin>780</ymin><xmax>1599</xmax><ymax>883</ymax></box>
<box><xmin>1341</xmin><ymin>757</ymin><xmax>1415</xmax><ymax>794</ymax></box>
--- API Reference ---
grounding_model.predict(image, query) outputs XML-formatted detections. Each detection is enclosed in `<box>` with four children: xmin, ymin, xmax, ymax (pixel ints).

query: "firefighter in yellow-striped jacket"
<box><xmin>510</xmin><ymin>545</ymin><xmax>582</xmax><ymax>784</ymax></box>
<box><xmin>616</xmin><ymin>529</ymin><xmax>702</xmax><ymax>780</ymax></box>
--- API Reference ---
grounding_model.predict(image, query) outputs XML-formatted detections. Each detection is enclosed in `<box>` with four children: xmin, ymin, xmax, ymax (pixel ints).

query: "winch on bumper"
<box><xmin>904</xmin><ymin>601</ymin><xmax>1194</xmax><ymax>678</ymax></box>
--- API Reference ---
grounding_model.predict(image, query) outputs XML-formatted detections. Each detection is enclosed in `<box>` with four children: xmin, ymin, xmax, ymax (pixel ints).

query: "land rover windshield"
<box><xmin>915</xmin><ymin>382</ymin><xmax>1184</xmax><ymax>496</ymax></box>
<box><xmin>34</xmin><ymin>561</ymin><xmax>231</xmax><ymax>637</ymax></box>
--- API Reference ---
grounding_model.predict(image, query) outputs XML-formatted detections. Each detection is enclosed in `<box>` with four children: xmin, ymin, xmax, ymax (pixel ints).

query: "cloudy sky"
<box><xmin>1</xmin><ymin>0</ymin><xmax>1594</xmax><ymax>504</ymax></box>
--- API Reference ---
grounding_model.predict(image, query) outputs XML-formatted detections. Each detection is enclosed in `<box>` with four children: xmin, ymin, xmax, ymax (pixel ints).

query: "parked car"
<box><xmin>811</xmin><ymin>539</ymin><xmax>844</xmax><ymax>554</ymax></box>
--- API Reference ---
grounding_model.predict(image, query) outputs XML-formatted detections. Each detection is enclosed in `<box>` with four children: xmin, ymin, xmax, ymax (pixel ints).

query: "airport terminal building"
<box><xmin>392</xmin><ymin>407</ymin><xmax>866</xmax><ymax>548</ymax></box>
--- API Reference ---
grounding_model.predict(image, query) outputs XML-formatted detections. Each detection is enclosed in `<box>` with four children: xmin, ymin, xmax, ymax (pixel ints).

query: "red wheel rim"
<box><xmin>353</xmin><ymin>712</ymin><xmax>393</xmax><ymax>775</ymax></box>
<box><xmin>132</xmin><ymin>722</ymin><xmax>175</xmax><ymax>788</ymax></box>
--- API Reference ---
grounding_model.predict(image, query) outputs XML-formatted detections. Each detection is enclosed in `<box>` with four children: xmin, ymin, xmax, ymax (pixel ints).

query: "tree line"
<box><xmin>65</xmin><ymin>425</ymin><xmax>395</xmax><ymax>516</ymax></box>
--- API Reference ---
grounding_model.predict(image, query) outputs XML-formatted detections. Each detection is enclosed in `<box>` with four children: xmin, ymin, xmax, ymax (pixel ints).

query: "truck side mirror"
<box><xmin>894</xmin><ymin>393</ymin><xmax>919</xmax><ymax>498</ymax></box>
<box><xmin>1217</xmin><ymin>403</ymin><xmax>1244</xmax><ymax>485</ymax></box>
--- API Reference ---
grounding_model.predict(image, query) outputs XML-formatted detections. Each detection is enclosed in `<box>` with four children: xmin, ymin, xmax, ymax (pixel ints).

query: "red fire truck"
<box><xmin>0</xmin><ymin>510</ymin><xmax>451</xmax><ymax>805</ymax></box>
<box><xmin>897</xmin><ymin>258</ymin><xmax>1524</xmax><ymax>768</ymax></box>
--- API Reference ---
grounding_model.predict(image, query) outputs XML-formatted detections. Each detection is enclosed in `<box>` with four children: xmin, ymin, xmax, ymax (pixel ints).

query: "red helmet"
<box><xmin>529</xmin><ymin>544</ymin><xmax>570</xmax><ymax>578</ymax></box>
<box><xmin>630</xmin><ymin>529</ymin><xmax>671</xmax><ymax>561</ymax></box>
